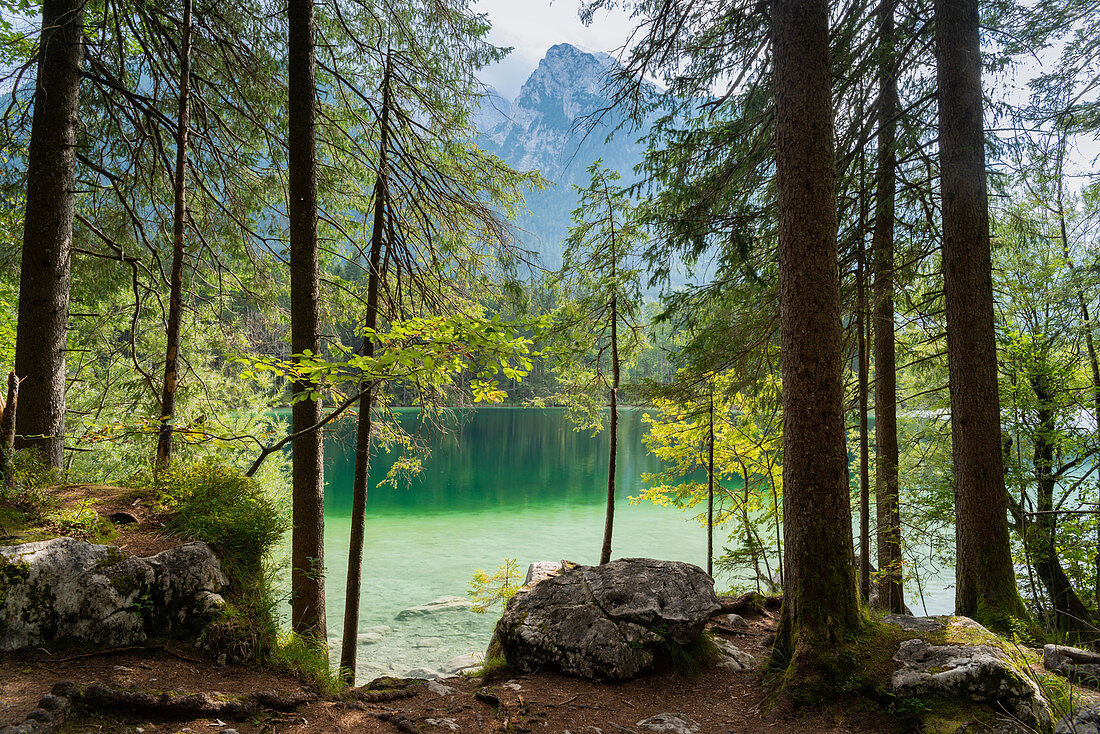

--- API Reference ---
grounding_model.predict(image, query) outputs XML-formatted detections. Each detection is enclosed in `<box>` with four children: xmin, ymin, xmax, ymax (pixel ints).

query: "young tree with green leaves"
<box><xmin>551</xmin><ymin>160</ymin><xmax>645</xmax><ymax>566</ymax></box>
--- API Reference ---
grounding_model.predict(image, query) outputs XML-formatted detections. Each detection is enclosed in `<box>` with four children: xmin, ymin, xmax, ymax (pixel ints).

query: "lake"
<box><xmin>303</xmin><ymin>406</ymin><xmax>951</xmax><ymax>681</ymax></box>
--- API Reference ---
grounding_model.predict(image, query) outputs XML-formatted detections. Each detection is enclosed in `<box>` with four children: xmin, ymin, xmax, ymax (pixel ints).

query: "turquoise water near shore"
<box><xmin>296</xmin><ymin>407</ymin><xmax>951</xmax><ymax>681</ymax></box>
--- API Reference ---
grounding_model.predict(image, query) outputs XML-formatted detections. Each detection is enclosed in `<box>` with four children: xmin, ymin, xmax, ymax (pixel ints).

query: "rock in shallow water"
<box><xmin>491</xmin><ymin>557</ymin><xmax>719</xmax><ymax>681</ymax></box>
<box><xmin>0</xmin><ymin>538</ymin><xmax>227</xmax><ymax>651</ymax></box>
<box><xmin>395</xmin><ymin>596</ymin><xmax>473</xmax><ymax>620</ymax></box>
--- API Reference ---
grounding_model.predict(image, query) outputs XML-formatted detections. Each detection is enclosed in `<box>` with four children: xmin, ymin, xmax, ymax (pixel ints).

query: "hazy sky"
<box><xmin>471</xmin><ymin>0</ymin><xmax>635</xmax><ymax>99</ymax></box>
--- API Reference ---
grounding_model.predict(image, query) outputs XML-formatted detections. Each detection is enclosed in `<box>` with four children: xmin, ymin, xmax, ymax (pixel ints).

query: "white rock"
<box><xmin>405</xmin><ymin>667</ymin><xmax>444</xmax><ymax>680</ymax></box>
<box><xmin>426</xmin><ymin>680</ymin><xmax>455</xmax><ymax>696</ymax></box>
<box><xmin>424</xmin><ymin>719</ymin><xmax>459</xmax><ymax>731</ymax></box>
<box><xmin>440</xmin><ymin>653</ymin><xmax>484</xmax><ymax>675</ymax></box>
<box><xmin>637</xmin><ymin>713</ymin><xmax>701</xmax><ymax>734</ymax></box>
<box><xmin>724</xmin><ymin>613</ymin><xmax>749</xmax><ymax>628</ymax></box>
<box><xmin>713</xmin><ymin>639</ymin><xmax>756</xmax><ymax>671</ymax></box>
<box><xmin>357</xmin><ymin>632</ymin><xmax>383</xmax><ymax>644</ymax></box>
<box><xmin>892</xmin><ymin>639</ymin><xmax>1051</xmax><ymax>729</ymax></box>
<box><xmin>0</xmin><ymin>538</ymin><xmax>227</xmax><ymax>651</ymax></box>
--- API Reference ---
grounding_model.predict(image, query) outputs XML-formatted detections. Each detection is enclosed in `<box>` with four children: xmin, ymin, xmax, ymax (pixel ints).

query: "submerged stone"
<box><xmin>395</xmin><ymin>596</ymin><xmax>473</xmax><ymax>620</ymax></box>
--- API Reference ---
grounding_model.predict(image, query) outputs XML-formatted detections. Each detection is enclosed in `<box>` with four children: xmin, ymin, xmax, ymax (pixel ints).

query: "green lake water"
<box><xmin>303</xmin><ymin>406</ymin><xmax>952</xmax><ymax>681</ymax></box>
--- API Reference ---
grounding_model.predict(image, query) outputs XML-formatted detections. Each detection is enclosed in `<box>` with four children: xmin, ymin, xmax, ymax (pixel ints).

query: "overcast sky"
<box><xmin>471</xmin><ymin>0</ymin><xmax>635</xmax><ymax>99</ymax></box>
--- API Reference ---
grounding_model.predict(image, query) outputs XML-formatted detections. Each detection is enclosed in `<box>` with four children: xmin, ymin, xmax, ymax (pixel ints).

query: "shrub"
<box><xmin>156</xmin><ymin>458</ymin><xmax>287</xmax><ymax>588</ymax></box>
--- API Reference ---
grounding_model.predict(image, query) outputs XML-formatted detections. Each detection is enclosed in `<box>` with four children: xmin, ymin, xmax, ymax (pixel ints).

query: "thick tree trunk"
<box><xmin>771</xmin><ymin>0</ymin><xmax>862</xmax><ymax>687</ymax></box>
<box><xmin>873</xmin><ymin>0</ymin><xmax>904</xmax><ymax>614</ymax></box>
<box><xmin>14</xmin><ymin>0</ymin><xmax>84</xmax><ymax>468</ymax></box>
<box><xmin>156</xmin><ymin>0</ymin><xmax>193</xmax><ymax>471</ymax></box>
<box><xmin>599</xmin><ymin>292</ymin><xmax>619</xmax><ymax>565</ymax></box>
<box><xmin>288</xmin><ymin>0</ymin><xmax>326</xmax><ymax>645</ymax></box>
<box><xmin>339</xmin><ymin>55</ymin><xmax>392</xmax><ymax>682</ymax></box>
<box><xmin>935</xmin><ymin>0</ymin><xmax>1029</xmax><ymax>629</ymax></box>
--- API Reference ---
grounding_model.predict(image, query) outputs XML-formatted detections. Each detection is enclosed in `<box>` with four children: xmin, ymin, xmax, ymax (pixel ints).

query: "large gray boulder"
<box><xmin>490</xmin><ymin>558</ymin><xmax>719</xmax><ymax>681</ymax></box>
<box><xmin>892</xmin><ymin>638</ymin><xmax>1051</xmax><ymax>730</ymax></box>
<box><xmin>0</xmin><ymin>538</ymin><xmax>227</xmax><ymax>650</ymax></box>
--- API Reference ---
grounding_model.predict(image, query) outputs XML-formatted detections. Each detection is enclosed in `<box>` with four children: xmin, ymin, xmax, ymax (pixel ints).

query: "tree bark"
<box><xmin>771</xmin><ymin>0</ymin><xmax>862</xmax><ymax>688</ymax></box>
<box><xmin>935</xmin><ymin>0</ymin><xmax>1029</xmax><ymax>629</ymax></box>
<box><xmin>600</xmin><ymin>291</ymin><xmax>619</xmax><ymax>566</ymax></box>
<box><xmin>14</xmin><ymin>0</ymin><xmax>85</xmax><ymax>468</ymax></box>
<box><xmin>857</xmin><ymin>139</ymin><xmax>871</xmax><ymax>604</ymax></box>
<box><xmin>707</xmin><ymin>386</ymin><xmax>715</xmax><ymax>578</ymax></box>
<box><xmin>288</xmin><ymin>0</ymin><xmax>326</xmax><ymax>645</ymax></box>
<box><xmin>156</xmin><ymin>0</ymin><xmax>193</xmax><ymax>471</ymax></box>
<box><xmin>873</xmin><ymin>0</ymin><xmax>904</xmax><ymax>614</ymax></box>
<box><xmin>339</xmin><ymin>52</ymin><xmax>392</xmax><ymax>682</ymax></box>
<box><xmin>0</xmin><ymin>373</ymin><xmax>19</xmax><ymax>483</ymax></box>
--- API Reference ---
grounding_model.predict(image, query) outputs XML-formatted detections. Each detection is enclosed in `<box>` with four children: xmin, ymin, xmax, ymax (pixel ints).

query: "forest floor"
<box><xmin>0</xmin><ymin>485</ymin><xmax>921</xmax><ymax>733</ymax></box>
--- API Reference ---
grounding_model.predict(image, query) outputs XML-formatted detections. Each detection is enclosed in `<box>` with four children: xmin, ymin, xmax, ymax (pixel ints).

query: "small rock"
<box><xmin>522</xmin><ymin>560</ymin><xmax>577</xmax><ymax>587</ymax></box>
<box><xmin>440</xmin><ymin>653</ymin><xmax>483</xmax><ymax>675</ymax></box>
<box><xmin>426</xmin><ymin>680</ymin><xmax>455</xmax><ymax>696</ymax></box>
<box><xmin>221</xmin><ymin>730</ymin><xmax>238</xmax><ymax>734</ymax></box>
<box><xmin>395</xmin><ymin>596</ymin><xmax>473</xmax><ymax>620</ymax></box>
<box><xmin>405</xmin><ymin>667</ymin><xmax>443</xmax><ymax>680</ymax></box>
<box><xmin>882</xmin><ymin>614</ymin><xmax>945</xmax><ymax>632</ymax></box>
<box><xmin>1044</xmin><ymin>644</ymin><xmax>1100</xmax><ymax>679</ymax></box>
<box><xmin>724</xmin><ymin>613</ymin><xmax>749</xmax><ymax>628</ymax></box>
<box><xmin>113</xmin><ymin>665</ymin><xmax>134</xmax><ymax>672</ymax></box>
<box><xmin>1056</xmin><ymin>703</ymin><xmax>1100</xmax><ymax>734</ymax></box>
<box><xmin>424</xmin><ymin>719</ymin><xmax>459</xmax><ymax>731</ymax></box>
<box><xmin>637</xmin><ymin>713</ymin><xmax>701</xmax><ymax>733</ymax></box>
<box><xmin>357</xmin><ymin>632</ymin><xmax>383</xmax><ymax>644</ymax></box>
<box><xmin>502</xmin><ymin>680</ymin><xmax>522</xmax><ymax>690</ymax></box>
<box><xmin>714</xmin><ymin>638</ymin><xmax>756</xmax><ymax>671</ymax></box>
<box><xmin>412</xmin><ymin>637</ymin><xmax>443</xmax><ymax>648</ymax></box>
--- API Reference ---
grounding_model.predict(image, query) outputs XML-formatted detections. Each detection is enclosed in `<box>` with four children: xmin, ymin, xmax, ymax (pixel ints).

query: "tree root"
<box><xmin>717</xmin><ymin>592</ymin><xmax>782</xmax><ymax>615</ymax></box>
<box><xmin>49</xmin><ymin>680</ymin><xmax>315</xmax><ymax>720</ymax></box>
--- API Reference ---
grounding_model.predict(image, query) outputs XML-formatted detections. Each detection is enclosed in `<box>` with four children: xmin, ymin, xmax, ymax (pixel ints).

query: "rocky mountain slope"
<box><xmin>475</xmin><ymin>43</ymin><xmax>652</xmax><ymax>271</ymax></box>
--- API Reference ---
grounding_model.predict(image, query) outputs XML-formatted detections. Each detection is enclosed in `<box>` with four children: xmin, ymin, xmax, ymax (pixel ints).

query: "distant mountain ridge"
<box><xmin>475</xmin><ymin>43</ymin><xmax>653</xmax><ymax>271</ymax></box>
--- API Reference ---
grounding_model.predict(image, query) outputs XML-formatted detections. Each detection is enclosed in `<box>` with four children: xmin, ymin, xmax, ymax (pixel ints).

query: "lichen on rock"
<box><xmin>490</xmin><ymin>557</ymin><xmax>719</xmax><ymax>681</ymax></box>
<box><xmin>0</xmin><ymin>537</ymin><xmax>227</xmax><ymax>651</ymax></box>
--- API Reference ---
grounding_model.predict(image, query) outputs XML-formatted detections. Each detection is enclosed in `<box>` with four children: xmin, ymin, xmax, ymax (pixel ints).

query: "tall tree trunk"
<box><xmin>14</xmin><ymin>0</ymin><xmax>85</xmax><ymax>468</ymax></box>
<box><xmin>707</xmin><ymin>385</ymin><xmax>715</xmax><ymax>577</ymax></box>
<box><xmin>339</xmin><ymin>53</ymin><xmax>392</xmax><ymax>682</ymax></box>
<box><xmin>935</xmin><ymin>0</ymin><xmax>1029</xmax><ymax>629</ymax></box>
<box><xmin>288</xmin><ymin>0</ymin><xmax>326</xmax><ymax>645</ymax></box>
<box><xmin>771</xmin><ymin>0</ymin><xmax>862</xmax><ymax>688</ymax></box>
<box><xmin>600</xmin><ymin>291</ymin><xmax>619</xmax><ymax>565</ymax></box>
<box><xmin>857</xmin><ymin>142</ymin><xmax>871</xmax><ymax>604</ymax></box>
<box><xmin>873</xmin><ymin>0</ymin><xmax>904</xmax><ymax>614</ymax></box>
<box><xmin>156</xmin><ymin>0</ymin><xmax>193</xmax><ymax>471</ymax></box>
